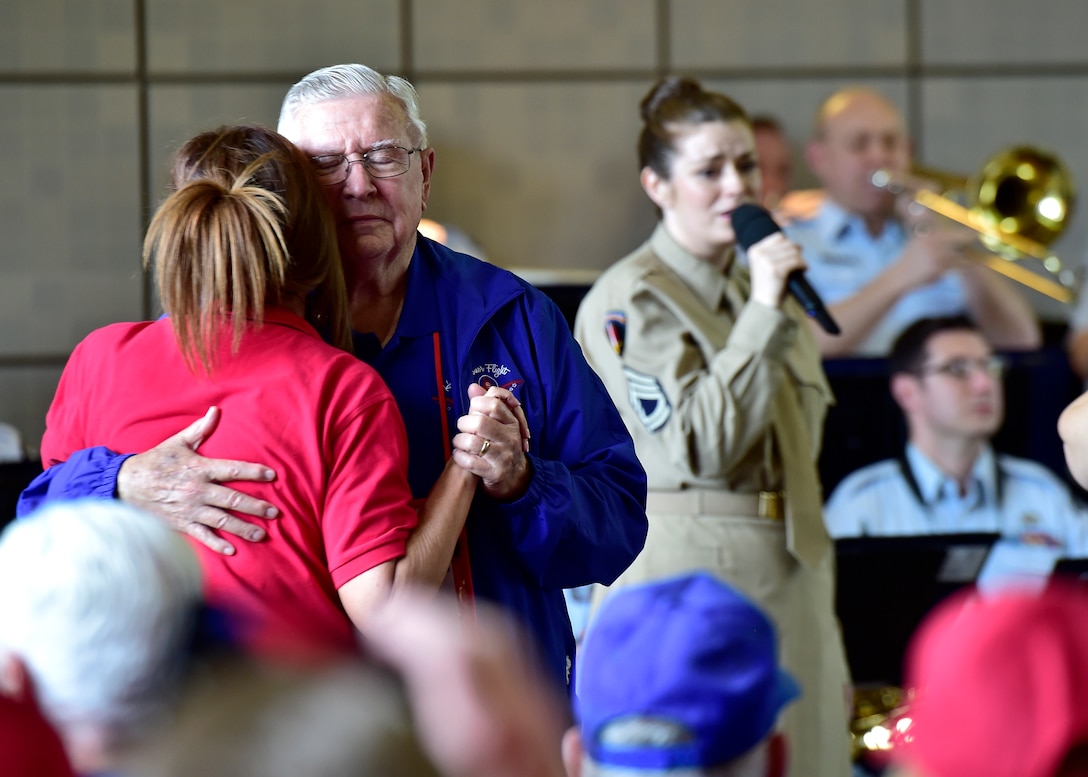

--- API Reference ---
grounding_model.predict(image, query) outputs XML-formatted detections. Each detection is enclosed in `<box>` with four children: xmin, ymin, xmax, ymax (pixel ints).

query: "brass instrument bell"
<box><xmin>872</xmin><ymin>145</ymin><xmax>1077</xmax><ymax>303</ymax></box>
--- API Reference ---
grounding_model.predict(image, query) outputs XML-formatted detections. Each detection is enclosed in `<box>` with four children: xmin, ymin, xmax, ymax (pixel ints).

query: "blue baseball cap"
<box><xmin>575</xmin><ymin>572</ymin><xmax>800</xmax><ymax>770</ymax></box>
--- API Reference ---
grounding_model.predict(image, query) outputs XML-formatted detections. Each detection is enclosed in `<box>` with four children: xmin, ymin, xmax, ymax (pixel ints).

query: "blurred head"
<box><xmin>566</xmin><ymin>572</ymin><xmax>796</xmax><ymax>777</ymax></box>
<box><xmin>889</xmin><ymin>316</ymin><xmax>1005</xmax><ymax>446</ymax></box>
<box><xmin>147</xmin><ymin>124</ymin><xmax>350</xmax><ymax>372</ymax></box>
<box><xmin>806</xmin><ymin>87</ymin><xmax>910</xmax><ymax>227</ymax></box>
<box><xmin>0</xmin><ymin>500</ymin><xmax>202</xmax><ymax>772</ymax></box>
<box><xmin>278</xmin><ymin>64</ymin><xmax>434</xmax><ymax>281</ymax></box>
<box><xmin>751</xmin><ymin>116</ymin><xmax>793</xmax><ymax>209</ymax></box>
<box><xmin>1058</xmin><ymin>391</ymin><xmax>1088</xmax><ymax>491</ymax></box>
<box><xmin>637</xmin><ymin>77</ymin><xmax>759</xmax><ymax>262</ymax></box>
<box><xmin>124</xmin><ymin>657</ymin><xmax>440</xmax><ymax>777</ymax></box>
<box><xmin>895</xmin><ymin>584</ymin><xmax>1088</xmax><ymax>777</ymax></box>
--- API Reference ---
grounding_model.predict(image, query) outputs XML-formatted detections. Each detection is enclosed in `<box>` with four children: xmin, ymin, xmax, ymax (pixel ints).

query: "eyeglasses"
<box><xmin>913</xmin><ymin>355</ymin><xmax>1007</xmax><ymax>381</ymax></box>
<box><xmin>310</xmin><ymin>146</ymin><xmax>421</xmax><ymax>185</ymax></box>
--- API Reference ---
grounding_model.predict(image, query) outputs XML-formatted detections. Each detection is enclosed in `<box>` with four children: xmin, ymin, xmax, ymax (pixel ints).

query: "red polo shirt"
<box><xmin>41</xmin><ymin>309</ymin><xmax>416</xmax><ymax>656</ymax></box>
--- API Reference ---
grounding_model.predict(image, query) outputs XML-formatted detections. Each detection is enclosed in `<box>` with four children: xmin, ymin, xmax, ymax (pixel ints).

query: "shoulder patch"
<box><xmin>623</xmin><ymin>366</ymin><xmax>671</xmax><ymax>432</ymax></box>
<box><xmin>604</xmin><ymin>311</ymin><xmax>626</xmax><ymax>356</ymax></box>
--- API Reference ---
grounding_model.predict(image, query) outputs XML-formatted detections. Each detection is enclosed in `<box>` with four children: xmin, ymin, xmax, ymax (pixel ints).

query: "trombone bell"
<box><xmin>871</xmin><ymin>146</ymin><xmax>1077</xmax><ymax>304</ymax></box>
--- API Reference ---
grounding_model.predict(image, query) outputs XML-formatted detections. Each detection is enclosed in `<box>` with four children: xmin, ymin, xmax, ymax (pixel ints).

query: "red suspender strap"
<box><xmin>433</xmin><ymin>331</ymin><xmax>476</xmax><ymax>619</ymax></box>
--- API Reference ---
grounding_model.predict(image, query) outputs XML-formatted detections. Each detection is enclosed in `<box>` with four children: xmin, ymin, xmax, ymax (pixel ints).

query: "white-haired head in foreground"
<box><xmin>0</xmin><ymin>499</ymin><xmax>202</xmax><ymax>753</ymax></box>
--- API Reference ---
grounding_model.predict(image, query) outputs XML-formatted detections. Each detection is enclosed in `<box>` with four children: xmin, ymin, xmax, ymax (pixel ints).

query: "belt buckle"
<box><xmin>758</xmin><ymin>491</ymin><xmax>785</xmax><ymax>520</ymax></box>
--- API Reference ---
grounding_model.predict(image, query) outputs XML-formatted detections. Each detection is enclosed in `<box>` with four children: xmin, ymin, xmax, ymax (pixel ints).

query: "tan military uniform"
<box><xmin>575</xmin><ymin>225</ymin><xmax>852</xmax><ymax>777</ymax></box>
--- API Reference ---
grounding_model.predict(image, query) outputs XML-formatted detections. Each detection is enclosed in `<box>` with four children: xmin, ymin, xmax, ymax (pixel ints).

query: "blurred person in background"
<box><xmin>752</xmin><ymin>115</ymin><xmax>794</xmax><ymax>211</ymax></box>
<box><xmin>130</xmin><ymin>588</ymin><xmax>570</xmax><ymax>777</ymax></box>
<box><xmin>1059</xmin><ymin>387</ymin><xmax>1088</xmax><ymax>491</ymax></box>
<box><xmin>0</xmin><ymin>499</ymin><xmax>202</xmax><ymax>776</ymax></box>
<box><xmin>888</xmin><ymin>583</ymin><xmax>1088</xmax><ymax>777</ymax></box>
<box><xmin>125</xmin><ymin>656</ymin><xmax>443</xmax><ymax>777</ymax></box>
<box><xmin>826</xmin><ymin>315</ymin><xmax>1088</xmax><ymax>592</ymax></box>
<box><xmin>784</xmin><ymin>86</ymin><xmax>1039</xmax><ymax>357</ymax></box>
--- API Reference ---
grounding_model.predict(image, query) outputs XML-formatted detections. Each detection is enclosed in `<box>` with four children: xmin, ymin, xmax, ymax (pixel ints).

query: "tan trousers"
<box><xmin>589</xmin><ymin>506</ymin><xmax>853</xmax><ymax>777</ymax></box>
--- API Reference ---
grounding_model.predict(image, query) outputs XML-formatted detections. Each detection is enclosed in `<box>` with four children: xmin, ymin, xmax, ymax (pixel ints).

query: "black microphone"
<box><xmin>730</xmin><ymin>203</ymin><xmax>841</xmax><ymax>335</ymax></box>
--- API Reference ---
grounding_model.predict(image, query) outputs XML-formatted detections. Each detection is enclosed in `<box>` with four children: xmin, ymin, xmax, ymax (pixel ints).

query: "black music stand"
<box><xmin>1051</xmin><ymin>557</ymin><xmax>1088</xmax><ymax>585</ymax></box>
<box><xmin>835</xmin><ymin>532</ymin><xmax>999</xmax><ymax>686</ymax></box>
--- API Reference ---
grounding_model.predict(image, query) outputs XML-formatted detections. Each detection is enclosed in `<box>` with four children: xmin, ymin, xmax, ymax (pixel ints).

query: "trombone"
<box><xmin>871</xmin><ymin>146</ymin><xmax>1077</xmax><ymax>303</ymax></box>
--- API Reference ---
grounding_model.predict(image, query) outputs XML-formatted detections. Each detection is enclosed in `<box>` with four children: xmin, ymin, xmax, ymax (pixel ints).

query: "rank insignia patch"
<box><xmin>623</xmin><ymin>366</ymin><xmax>671</xmax><ymax>432</ymax></box>
<box><xmin>605</xmin><ymin>311</ymin><xmax>627</xmax><ymax>356</ymax></box>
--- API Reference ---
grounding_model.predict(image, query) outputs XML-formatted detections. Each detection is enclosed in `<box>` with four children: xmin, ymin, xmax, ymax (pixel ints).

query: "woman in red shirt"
<box><xmin>40</xmin><ymin>125</ymin><xmax>477</xmax><ymax>656</ymax></box>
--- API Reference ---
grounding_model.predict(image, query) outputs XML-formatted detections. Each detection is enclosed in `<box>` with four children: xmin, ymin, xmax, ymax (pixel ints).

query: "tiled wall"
<box><xmin>4</xmin><ymin>0</ymin><xmax>1088</xmax><ymax>451</ymax></box>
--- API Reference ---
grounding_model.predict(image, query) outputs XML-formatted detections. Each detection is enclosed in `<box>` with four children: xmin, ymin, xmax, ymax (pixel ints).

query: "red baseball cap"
<box><xmin>896</xmin><ymin>583</ymin><xmax>1088</xmax><ymax>777</ymax></box>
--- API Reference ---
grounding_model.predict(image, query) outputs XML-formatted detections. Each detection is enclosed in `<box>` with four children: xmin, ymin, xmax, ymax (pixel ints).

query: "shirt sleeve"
<box><xmin>323</xmin><ymin>387</ymin><xmax>418</xmax><ymax>589</ymax></box>
<box><xmin>17</xmin><ymin>448</ymin><xmax>133</xmax><ymax>516</ymax></box>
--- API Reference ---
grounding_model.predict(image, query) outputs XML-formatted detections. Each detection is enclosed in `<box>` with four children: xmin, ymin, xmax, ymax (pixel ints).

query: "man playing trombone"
<box><xmin>782</xmin><ymin>86</ymin><xmax>1041</xmax><ymax>357</ymax></box>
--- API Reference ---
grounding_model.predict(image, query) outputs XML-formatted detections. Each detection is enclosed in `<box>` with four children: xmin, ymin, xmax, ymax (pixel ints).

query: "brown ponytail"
<box><xmin>143</xmin><ymin>125</ymin><xmax>350</xmax><ymax>373</ymax></box>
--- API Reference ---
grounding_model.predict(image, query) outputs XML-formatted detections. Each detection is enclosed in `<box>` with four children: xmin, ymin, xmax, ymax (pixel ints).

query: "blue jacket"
<box><xmin>20</xmin><ymin>236</ymin><xmax>648</xmax><ymax>691</ymax></box>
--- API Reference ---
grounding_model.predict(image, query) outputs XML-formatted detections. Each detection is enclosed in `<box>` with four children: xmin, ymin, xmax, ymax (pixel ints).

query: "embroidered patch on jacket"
<box><xmin>604</xmin><ymin>311</ymin><xmax>627</xmax><ymax>356</ymax></box>
<box><xmin>623</xmin><ymin>366</ymin><xmax>671</xmax><ymax>432</ymax></box>
<box><xmin>471</xmin><ymin>363</ymin><xmax>524</xmax><ymax>393</ymax></box>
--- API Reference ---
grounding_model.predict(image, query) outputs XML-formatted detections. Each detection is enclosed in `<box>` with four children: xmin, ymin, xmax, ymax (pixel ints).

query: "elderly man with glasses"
<box><xmin>825</xmin><ymin>314</ymin><xmax>1088</xmax><ymax>591</ymax></box>
<box><xmin>18</xmin><ymin>64</ymin><xmax>648</xmax><ymax>696</ymax></box>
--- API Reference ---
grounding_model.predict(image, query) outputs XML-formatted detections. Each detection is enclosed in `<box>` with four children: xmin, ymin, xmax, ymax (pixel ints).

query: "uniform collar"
<box><xmin>905</xmin><ymin>443</ymin><xmax>999</xmax><ymax>508</ymax></box>
<box><xmin>650</xmin><ymin>223</ymin><xmax>735</xmax><ymax>312</ymax></box>
<box><xmin>815</xmin><ymin>199</ymin><xmax>907</xmax><ymax>245</ymax></box>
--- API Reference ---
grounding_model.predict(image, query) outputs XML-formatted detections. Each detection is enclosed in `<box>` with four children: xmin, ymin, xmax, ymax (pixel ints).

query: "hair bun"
<box><xmin>640</xmin><ymin>76</ymin><xmax>704</xmax><ymax>122</ymax></box>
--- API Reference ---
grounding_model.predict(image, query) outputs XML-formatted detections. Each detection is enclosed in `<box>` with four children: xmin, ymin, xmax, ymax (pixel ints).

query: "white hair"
<box><xmin>0</xmin><ymin>499</ymin><xmax>203</xmax><ymax>746</ymax></box>
<box><xmin>278</xmin><ymin>63</ymin><xmax>429</xmax><ymax>149</ymax></box>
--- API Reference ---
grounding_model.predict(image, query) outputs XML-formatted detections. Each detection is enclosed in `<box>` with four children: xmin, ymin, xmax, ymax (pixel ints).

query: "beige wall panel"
<box><xmin>417</xmin><ymin>81</ymin><xmax>655</xmax><ymax>272</ymax></box>
<box><xmin>148</xmin><ymin>84</ymin><xmax>291</xmax><ymax>198</ymax></box>
<box><xmin>0</xmin><ymin>86</ymin><xmax>143</xmax><ymax>355</ymax></box>
<box><xmin>413</xmin><ymin>0</ymin><xmax>657</xmax><ymax>71</ymax></box>
<box><xmin>0</xmin><ymin>0</ymin><xmax>135</xmax><ymax>72</ymax></box>
<box><xmin>671</xmin><ymin>0</ymin><xmax>907</xmax><ymax>69</ymax></box>
<box><xmin>0</xmin><ymin>368</ymin><xmax>63</xmax><ymax>460</ymax></box>
<box><xmin>920</xmin><ymin>0</ymin><xmax>1088</xmax><ymax>65</ymax></box>
<box><xmin>146</xmin><ymin>0</ymin><xmax>400</xmax><ymax>73</ymax></box>
<box><xmin>920</xmin><ymin>77</ymin><xmax>1088</xmax><ymax>321</ymax></box>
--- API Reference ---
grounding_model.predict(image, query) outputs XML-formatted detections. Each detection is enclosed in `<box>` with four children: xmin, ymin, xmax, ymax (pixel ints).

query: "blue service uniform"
<box><xmin>784</xmin><ymin>200</ymin><xmax>968</xmax><ymax>356</ymax></box>
<box><xmin>19</xmin><ymin>236</ymin><xmax>649</xmax><ymax>692</ymax></box>
<box><xmin>825</xmin><ymin>444</ymin><xmax>1088</xmax><ymax>590</ymax></box>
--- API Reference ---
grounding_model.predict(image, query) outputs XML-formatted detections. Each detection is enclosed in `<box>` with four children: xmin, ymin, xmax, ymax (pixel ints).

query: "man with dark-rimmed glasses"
<box><xmin>825</xmin><ymin>314</ymin><xmax>1088</xmax><ymax>591</ymax></box>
